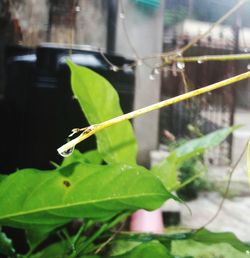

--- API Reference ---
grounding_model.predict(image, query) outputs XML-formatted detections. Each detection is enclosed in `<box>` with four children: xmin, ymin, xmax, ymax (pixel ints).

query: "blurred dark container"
<box><xmin>1</xmin><ymin>44</ymin><xmax>135</xmax><ymax>173</ymax></box>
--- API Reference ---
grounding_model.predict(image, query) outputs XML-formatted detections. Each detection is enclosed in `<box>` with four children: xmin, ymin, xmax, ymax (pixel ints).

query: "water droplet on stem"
<box><xmin>177</xmin><ymin>61</ymin><xmax>185</xmax><ymax>70</ymax></box>
<box><xmin>197</xmin><ymin>59</ymin><xmax>204</xmax><ymax>64</ymax></box>
<box><xmin>110</xmin><ymin>65</ymin><xmax>119</xmax><ymax>72</ymax></box>
<box><xmin>152</xmin><ymin>67</ymin><xmax>160</xmax><ymax>75</ymax></box>
<box><xmin>247</xmin><ymin>64</ymin><xmax>250</xmax><ymax>70</ymax></box>
<box><xmin>58</xmin><ymin>147</ymin><xmax>75</xmax><ymax>157</ymax></box>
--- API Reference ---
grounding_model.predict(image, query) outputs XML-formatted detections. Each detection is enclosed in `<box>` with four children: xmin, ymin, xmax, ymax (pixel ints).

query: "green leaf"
<box><xmin>26</xmin><ymin>228</ymin><xmax>50</xmax><ymax>252</ymax></box>
<box><xmin>68</xmin><ymin>61</ymin><xmax>137</xmax><ymax>165</ymax></box>
<box><xmin>152</xmin><ymin>126</ymin><xmax>238</xmax><ymax>189</ymax></box>
<box><xmin>172</xmin><ymin>239</ymin><xmax>249</xmax><ymax>258</ymax></box>
<box><xmin>61</xmin><ymin>149</ymin><xmax>102</xmax><ymax>167</ymax></box>
<box><xmin>191</xmin><ymin>229</ymin><xmax>250</xmax><ymax>253</ymax></box>
<box><xmin>0</xmin><ymin>174</ymin><xmax>7</xmax><ymax>183</ymax></box>
<box><xmin>0</xmin><ymin>229</ymin><xmax>16</xmax><ymax>257</ymax></box>
<box><xmin>0</xmin><ymin>163</ymin><xmax>172</xmax><ymax>233</ymax></box>
<box><xmin>112</xmin><ymin>241</ymin><xmax>174</xmax><ymax>258</ymax></box>
<box><xmin>31</xmin><ymin>239</ymin><xmax>72</xmax><ymax>258</ymax></box>
<box><xmin>173</xmin><ymin>126</ymin><xmax>239</xmax><ymax>164</ymax></box>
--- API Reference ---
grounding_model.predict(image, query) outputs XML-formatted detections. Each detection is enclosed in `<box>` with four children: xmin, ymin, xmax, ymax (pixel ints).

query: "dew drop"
<box><xmin>123</xmin><ymin>63</ymin><xmax>133</xmax><ymax>73</ymax></box>
<box><xmin>247</xmin><ymin>64</ymin><xmax>250</xmax><ymax>70</ymax></box>
<box><xmin>177</xmin><ymin>61</ymin><xmax>185</xmax><ymax>70</ymax></box>
<box><xmin>152</xmin><ymin>67</ymin><xmax>160</xmax><ymax>75</ymax></box>
<box><xmin>197</xmin><ymin>59</ymin><xmax>204</xmax><ymax>64</ymax></box>
<box><xmin>58</xmin><ymin>146</ymin><xmax>75</xmax><ymax>157</ymax></box>
<box><xmin>137</xmin><ymin>59</ymin><xmax>143</xmax><ymax>66</ymax></box>
<box><xmin>110</xmin><ymin>65</ymin><xmax>119</xmax><ymax>72</ymax></box>
<box><xmin>75</xmin><ymin>5</ymin><xmax>81</xmax><ymax>12</ymax></box>
<box><xmin>119</xmin><ymin>12</ymin><xmax>125</xmax><ymax>19</ymax></box>
<box><xmin>149</xmin><ymin>73</ymin><xmax>155</xmax><ymax>80</ymax></box>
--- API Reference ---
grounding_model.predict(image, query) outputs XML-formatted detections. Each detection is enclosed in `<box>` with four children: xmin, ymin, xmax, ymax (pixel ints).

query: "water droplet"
<box><xmin>72</xmin><ymin>95</ymin><xmax>78</xmax><ymax>100</ymax></box>
<box><xmin>149</xmin><ymin>73</ymin><xmax>155</xmax><ymax>80</ymax></box>
<box><xmin>75</xmin><ymin>5</ymin><xmax>81</xmax><ymax>12</ymax></box>
<box><xmin>58</xmin><ymin>146</ymin><xmax>75</xmax><ymax>157</ymax></box>
<box><xmin>177</xmin><ymin>61</ymin><xmax>185</xmax><ymax>70</ymax></box>
<box><xmin>197</xmin><ymin>59</ymin><xmax>204</xmax><ymax>64</ymax></box>
<box><xmin>119</xmin><ymin>12</ymin><xmax>125</xmax><ymax>19</ymax></box>
<box><xmin>152</xmin><ymin>67</ymin><xmax>160</xmax><ymax>75</ymax></box>
<box><xmin>123</xmin><ymin>63</ymin><xmax>133</xmax><ymax>73</ymax></box>
<box><xmin>247</xmin><ymin>64</ymin><xmax>250</xmax><ymax>70</ymax></box>
<box><xmin>110</xmin><ymin>65</ymin><xmax>119</xmax><ymax>72</ymax></box>
<box><xmin>137</xmin><ymin>60</ymin><xmax>143</xmax><ymax>66</ymax></box>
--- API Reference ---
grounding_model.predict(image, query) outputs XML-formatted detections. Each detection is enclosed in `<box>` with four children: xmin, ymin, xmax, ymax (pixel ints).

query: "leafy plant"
<box><xmin>0</xmin><ymin>63</ymin><xmax>248</xmax><ymax>257</ymax></box>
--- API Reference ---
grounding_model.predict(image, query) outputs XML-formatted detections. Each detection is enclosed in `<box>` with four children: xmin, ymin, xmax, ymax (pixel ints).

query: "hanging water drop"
<box><xmin>119</xmin><ymin>12</ymin><xmax>125</xmax><ymax>19</ymax></box>
<box><xmin>153</xmin><ymin>67</ymin><xmax>160</xmax><ymax>75</ymax></box>
<box><xmin>149</xmin><ymin>73</ymin><xmax>155</xmax><ymax>80</ymax></box>
<box><xmin>75</xmin><ymin>5</ymin><xmax>81</xmax><ymax>12</ymax></box>
<box><xmin>137</xmin><ymin>59</ymin><xmax>143</xmax><ymax>66</ymax></box>
<box><xmin>197</xmin><ymin>59</ymin><xmax>204</xmax><ymax>64</ymax></box>
<box><xmin>110</xmin><ymin>65</ymin><xmax>119</xmax><ymax>72</ymax></box>
<box><xmin>176</xmin><ymin>61</ymin><xmax>185</xmax><ymax>70</ymax></box>
<box><xmin>247</xmin><ymin>64</ymin><xmax>250</xmax><ymax>70</ymax></box>
<box><xmin>123</xmin><ymin>63</ymin><xmax>133</xmax><ymax>73</ymax></box>
<box><xmin>58</xmin><ymin>146</ymin><xmax>75</xmax><ymax>157</ymax></box>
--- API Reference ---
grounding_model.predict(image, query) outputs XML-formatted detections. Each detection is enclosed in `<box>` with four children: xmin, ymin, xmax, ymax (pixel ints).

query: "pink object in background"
<box><xmin>130</xmin><ymin>209</ymin><xmax>164</xmax><ymax>234</ymax></box>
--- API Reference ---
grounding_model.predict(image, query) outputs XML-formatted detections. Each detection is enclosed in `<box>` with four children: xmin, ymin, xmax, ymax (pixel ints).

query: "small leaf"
<box><xmin>192</xmin><ymin>229</ymin><xmax>250</xmax><ymax>253</ymax></box>
<box><xmin>152</xmin><ymin>126</ymin><xmax>238</xmax><ymax>189</ymax></box>
<box><xmin>67</xmin><ymin>61</ymin><xmax>137</xmax><ymax>165</ymax></box>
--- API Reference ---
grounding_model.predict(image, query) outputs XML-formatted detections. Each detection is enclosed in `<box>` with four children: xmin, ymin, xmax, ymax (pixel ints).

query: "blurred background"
<box><xmin>1</xmin><ymin>0</ymin><xmax>250</xmax><ymax>243</ymax></box>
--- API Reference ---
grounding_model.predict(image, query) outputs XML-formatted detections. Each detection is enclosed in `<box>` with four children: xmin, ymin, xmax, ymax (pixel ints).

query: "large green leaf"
<box><xmin>152</xmin><ymin>126</ymin><xmax>238</xmax><ymax>189</ymax></box>
<box><xmin>0</xmin><ymin>163</ymin><xmax>172</xmax><ymax>233</ymax></box>
<box><xmin>68</xmin><ymin>61</ymin><xmax>137</xmax><ymax>165</ymax></box>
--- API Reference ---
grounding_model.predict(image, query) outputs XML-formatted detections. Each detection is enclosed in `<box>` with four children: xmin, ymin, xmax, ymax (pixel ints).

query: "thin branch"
<box><xmin>57</xmin><ymin>71</ymin><xmax>250</xmax><ymax>156</ymax></box>
<box><xmin>178</xmin><ymin>0</ymin><xmax>248</xmax><ymax>54</ymax></box>
<box><xmin>196</xmin><ymin>141</ymin><xmax>249</xmax><ymax>231</ymax></box>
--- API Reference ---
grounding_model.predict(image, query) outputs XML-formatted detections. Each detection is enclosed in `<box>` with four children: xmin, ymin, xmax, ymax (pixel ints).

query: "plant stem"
<box><xmin>166</xmin><ymin>53</ymin><xmax>250</xmax><ymax>64</ymax></box>
<box><xmin>58</xmin><ymin>71</ymin><xmax>250</xmax><ymax>155</ymax></box>
<box><xmin>178</xmin><ymin>0</ymin><xmax>248</xmax><ymax>54</ymax></box>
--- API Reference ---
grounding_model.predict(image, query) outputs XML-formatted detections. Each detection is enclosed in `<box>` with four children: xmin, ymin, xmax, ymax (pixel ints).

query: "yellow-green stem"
<box><xmin>168</xmin><ymin>53</ymin><xmax>250</xmax><ymax>64</ymax></box>
<box><xmin>57</xmin><ymin>71</ymin><xmax>250</xmax><ymax>155</ymax></box>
